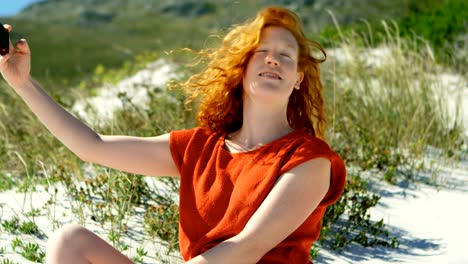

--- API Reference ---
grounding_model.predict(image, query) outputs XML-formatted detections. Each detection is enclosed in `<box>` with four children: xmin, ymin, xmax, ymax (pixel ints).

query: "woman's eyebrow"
<box><xmin>259</xmin><ymin>41</ymin><xmax>298</xmax><ymax>50</ymax></box>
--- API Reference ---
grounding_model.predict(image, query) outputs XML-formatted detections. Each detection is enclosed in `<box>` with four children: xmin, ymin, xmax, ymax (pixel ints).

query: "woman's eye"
<box><xmin>280</xmin><ymin>53</ymin><xmax>291</xmax><ymax>58</ymax></box>
<box><xmin>256</xmin><ymin>50</ymin><xmax>266</xmax><ymax>53</ymax></box>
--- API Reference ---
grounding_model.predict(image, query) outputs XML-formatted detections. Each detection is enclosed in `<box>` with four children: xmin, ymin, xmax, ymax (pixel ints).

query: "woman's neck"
<box><xmin>227</xmin><ymin>104</ymin><xmax>293</xmax><ymax>150</ymax></box>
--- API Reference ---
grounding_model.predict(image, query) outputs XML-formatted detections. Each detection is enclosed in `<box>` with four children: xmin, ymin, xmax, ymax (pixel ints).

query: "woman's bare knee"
<box><xmin>46</xmin><ymin>224</ymin><xmax>93</xmax><ymax>264</ymax></box>
<box><xmin>46</xmin><ymin>223</ymin><xmax>134</xmax><ymax>264</ymax></box>
<box><xmin>47</xmin><ymin>224</ymin><xmax>91</xmax><ymax>248</ymax></box>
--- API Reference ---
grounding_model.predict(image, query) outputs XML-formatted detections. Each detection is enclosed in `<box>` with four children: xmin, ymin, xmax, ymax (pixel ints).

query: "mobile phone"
<box><xmin>0</xmin><ymin>23</ymin><xmax>9</xmax><ymax>56</ymax></box>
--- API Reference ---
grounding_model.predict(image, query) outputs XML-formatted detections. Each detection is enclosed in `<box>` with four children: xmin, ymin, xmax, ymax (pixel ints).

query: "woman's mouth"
<box><xmin>259</xmin><ymin>72</ymin><xmax>282</xmax><ymax>80</ymax></box>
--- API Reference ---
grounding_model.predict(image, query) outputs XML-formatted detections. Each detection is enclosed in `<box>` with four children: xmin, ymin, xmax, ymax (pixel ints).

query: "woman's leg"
<box><xmin>46</xmin><ymin>224</ymin><xmax>134</xmax><ymax>264</ymax></box>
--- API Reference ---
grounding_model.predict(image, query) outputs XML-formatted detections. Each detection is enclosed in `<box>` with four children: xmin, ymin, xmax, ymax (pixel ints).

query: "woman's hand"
<box><xmin>0</xmin><ymin>24</ymin><xmax>32</xmax><ymax>88</ymax></box>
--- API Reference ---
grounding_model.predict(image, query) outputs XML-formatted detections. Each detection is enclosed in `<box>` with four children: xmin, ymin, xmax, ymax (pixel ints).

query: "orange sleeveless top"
<box><xmin>170</xmin><ymin>127</ymin><xmax>346</xmax><ymax>263</ymax></box>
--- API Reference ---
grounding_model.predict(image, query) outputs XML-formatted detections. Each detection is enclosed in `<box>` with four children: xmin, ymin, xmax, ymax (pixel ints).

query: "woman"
<box><xmin>0</xmin><ymin>6</ymin><xmax>345</xmax><ymax>264</ymax></box>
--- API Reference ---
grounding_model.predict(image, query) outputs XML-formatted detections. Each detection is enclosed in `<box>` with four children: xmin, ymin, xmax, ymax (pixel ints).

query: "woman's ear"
<box><xmin>295</xmin><ymin>72</ymin><xmax>304</xmax><ymax>90</ymax></box>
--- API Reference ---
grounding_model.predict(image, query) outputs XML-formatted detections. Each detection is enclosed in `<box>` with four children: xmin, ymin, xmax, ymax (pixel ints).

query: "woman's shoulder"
<box><xmin>284</xmin><ymin>131</ymin><xmax>346</xmax><ymax>206</ymax></box>
<box><xmin>171</xmin><ymin>126</ymin><xmax>216</xmax><ymax>138</ymax></box>
<box><xmin>169</xmin><ymin>127</ymin><xmax>222</xmax><ymax>168</ymax></box>
<box><xmin>170</xmin><ymin>126</ymin><xmax>221</xmax><ymax>148</ymax></box>
<box><xmin>289</xmin><ymin>130</ymin><xmax>335</xmax><ymax>155</ymax></box>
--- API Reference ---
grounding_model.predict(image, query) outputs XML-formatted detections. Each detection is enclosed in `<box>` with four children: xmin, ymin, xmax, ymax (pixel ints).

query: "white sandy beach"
<box><xmin>317</xmin><ymin>161</ymin><xmax>468</xmax><ymax>264</ymax></box>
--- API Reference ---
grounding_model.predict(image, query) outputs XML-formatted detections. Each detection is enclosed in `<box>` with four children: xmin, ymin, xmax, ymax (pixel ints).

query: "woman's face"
<box><xmin>242</xmin><ymin>26</ymin><xmax>303</xmax><ymax>104</ymax></box>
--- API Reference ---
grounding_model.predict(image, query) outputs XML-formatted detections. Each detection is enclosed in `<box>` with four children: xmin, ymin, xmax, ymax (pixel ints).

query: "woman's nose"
<box><xmin>264</xmin><ymin>53</ymin><xmax>280</xmax><ymax>66</ymax></box>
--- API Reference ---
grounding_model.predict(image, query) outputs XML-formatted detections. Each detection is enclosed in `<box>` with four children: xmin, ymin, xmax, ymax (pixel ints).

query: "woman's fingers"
<box><xmin>16</xmin><ymin>39</ymin><xmax>30</xmax><ymax>54</ymax></box>
<box><xmin>4</xmin><ymin>24</ymin><xmax>12</xmax><ymax>32</ymax></box>
<box><xmin>0</xmin><ymin>51</ymin><xmax>8</xmax><ymax>67</ymax></box>
<box><xmin>3</xmin><ymin>25</ymin><xmax>30</xmax><ymax>56</ymax></box>
<box><xmin>0</xmin><ymin>24</ymin><xmax>31</xmax><ymax>80</ymax></box>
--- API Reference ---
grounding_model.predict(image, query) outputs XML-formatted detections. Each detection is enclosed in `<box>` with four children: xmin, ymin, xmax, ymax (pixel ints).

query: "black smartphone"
<box><xmin>0</xmin><ymin>23</ymin><xmax>9</xmax><ymax>56</ymax></box>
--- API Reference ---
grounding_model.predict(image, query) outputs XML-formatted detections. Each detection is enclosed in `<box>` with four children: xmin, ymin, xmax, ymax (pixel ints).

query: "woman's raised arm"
<box><xmin>0</xmin><ymin>24</ymin><xmax>178</xmax><ymax>177</ymax></box>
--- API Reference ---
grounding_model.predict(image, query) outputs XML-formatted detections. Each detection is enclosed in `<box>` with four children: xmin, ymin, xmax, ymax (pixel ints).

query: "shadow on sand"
<box><xmin>315</xmin><ymin>222</ymin><xmax>443</xmax><ymax>263</ymax></box>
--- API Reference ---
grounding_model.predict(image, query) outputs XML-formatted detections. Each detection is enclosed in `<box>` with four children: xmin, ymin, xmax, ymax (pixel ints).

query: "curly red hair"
<box><xmin>179</xmin><ymin>6</ymin><xmax>327</xmax><ymax>139</ymax></box>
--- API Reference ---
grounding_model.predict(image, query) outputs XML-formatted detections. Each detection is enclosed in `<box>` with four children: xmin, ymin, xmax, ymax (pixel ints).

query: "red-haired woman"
<box><xmin>0</xmin><ymin>6</ymin><xmax>345</xmax><ymax>264</ymax></box>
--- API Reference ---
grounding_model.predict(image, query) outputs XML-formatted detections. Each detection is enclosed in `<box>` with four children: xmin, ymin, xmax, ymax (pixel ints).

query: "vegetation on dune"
<box><xmin>317</xmin><ymin>24</ymin><xmax>465</xmax><ymax>252</ymax></box>
<box><xmin>319</xmin><ymin>0</ymin><xmax>467</xmax><ymax>68</ymax></box>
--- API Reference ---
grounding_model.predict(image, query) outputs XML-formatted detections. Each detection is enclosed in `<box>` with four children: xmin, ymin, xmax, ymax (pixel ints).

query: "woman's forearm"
<box><xmin>12</xmin><ymin>77</ymin><xmax>100</xmax><ymax>160</ymax></box>
<box><xmin>184</xmin><ymin>234</ymin><xmax>262</xmax><ymax>264</ymax></box>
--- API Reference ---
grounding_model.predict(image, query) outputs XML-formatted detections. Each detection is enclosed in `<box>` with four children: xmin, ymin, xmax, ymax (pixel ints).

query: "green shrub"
<box><xmin>318</xmin><ymin>0</ymin><xmax>467</xmax><ymax>67</ymax></box>
<box><xmin>319</xmin><ymin>173</ymin><xmax>399</xmax><ymax>251</ymax></box>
